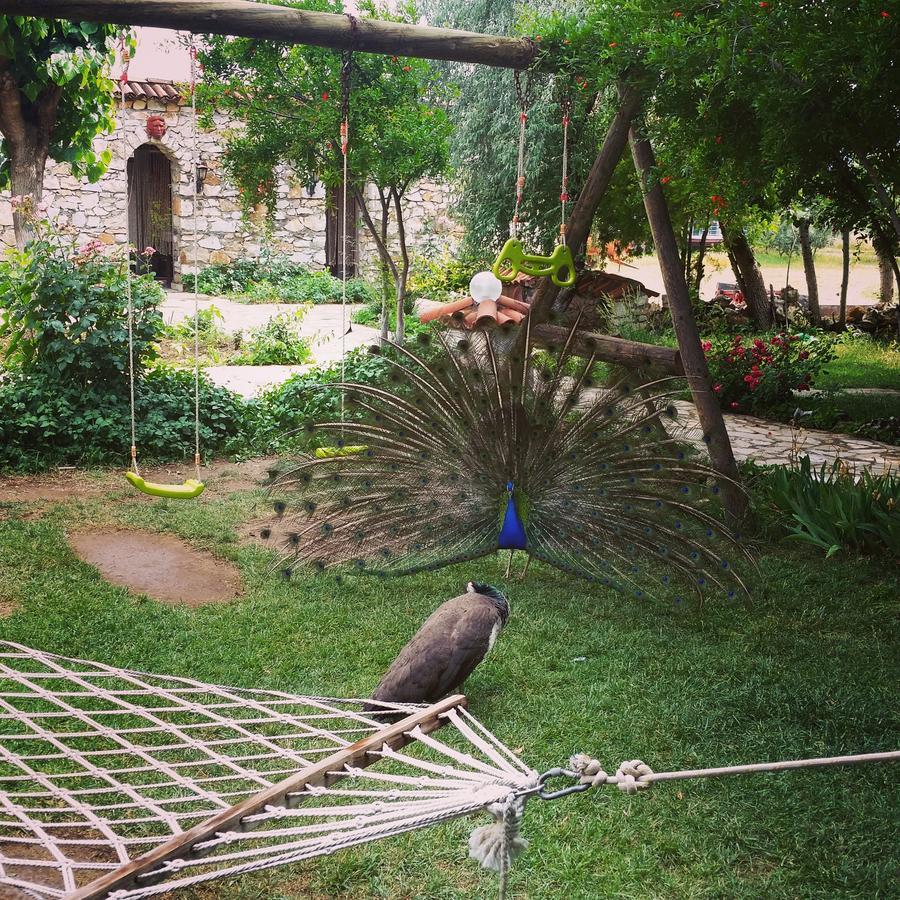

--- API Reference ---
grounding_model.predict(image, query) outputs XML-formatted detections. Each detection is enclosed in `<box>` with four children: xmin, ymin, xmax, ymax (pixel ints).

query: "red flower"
<box><xmin>759</xmin><ymin>1</ymin><xmax>769</xmax><ymax>7</ymax></box>
<box><xmin>609</xmin><ymin>41</ymin><xmax>619</xmax><ymax>47</ymax></box>
<box><xmin>715</xmin><ymin>135</ymin><xmax>723</xmax><ymax>144</ymax></box>
<box><xmin>713</xmin><ymin>384</ymin><xmax>722</xmax><ymax>393</ymax></box>
<box><xmin>798</xmin><ymin>350</ymin><xmax>809</xmax><ymax>360</ymax></box>
<box><xmin>702</xmin><ymin>340</ymin><xmax>712</xmax><ymax>351</ymax></box>
<box><xmin>673</xmin><ymin>10</ymin><xmax>682</xmax><ymax>17</ymax></box>
<box><xmin>730</xmin><ymin>402</ymin><xmax>740</xmax><ymax>410</ymax></box>
<box><xmin>881</xmin><ymin>11</ymin><xmax>890</xmax><ymax>18</ymax></box>
<box><xmin>661</xmin><ymin>175</ymin><xmax>671</xmax><ymax>184</ymax></box>
<box><xmin>321</xmin><ymin>91</ymin><xmax>329</xmax><ymax>101</ymax></box>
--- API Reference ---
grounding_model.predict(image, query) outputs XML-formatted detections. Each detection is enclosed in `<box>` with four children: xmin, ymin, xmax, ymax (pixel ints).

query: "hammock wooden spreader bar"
<box><xmin>0</xmin><ymin>0</ymin><xmax>538</xmax><ymax>70</ymax></box>
<box><xmin>69</xmin><ymin>694</ymin><xmax>466</xmax><ymax>899</ymax></box>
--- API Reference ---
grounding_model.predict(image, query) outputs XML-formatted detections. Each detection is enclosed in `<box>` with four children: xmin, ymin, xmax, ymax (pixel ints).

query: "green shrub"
<box><xmin>756</xmin><ymin>456</ymin><xmax>899</xmax><ymax>558</ymax></box>
<box><xmin>194</xmin><ymin>256</ymin><xmax>311</xmax><ymax>295</ymax></box>
<box><xmin>0</xmin><ymin>367</ymin><xmax>247</xmax><ymax>471</ymax></box>
<box><xmin>0</xmin><ymin>233</ymin><xmax>162</xmax><ymax>384</ymax></box>
<box><xmin>159</xmin><ymin>306</ymin><xmax>233</xmax><ymax>364</ymax></box>
<box><xmin>245</xmin><ymin>347</ymin><xmax>394</xmax><ymax>453</ymax></box>
<box><xmin>232</xmin><ymin>313</ymin><xmax>312</xmax><ymax>366</ymax></box>
<box><xmin>407</xmin><ymin>251</ymin><xmax>483</xmax><ymax>303</ymax></box>
<box><xmin>195</xmin><ymin>256</ymin><xmax>376</xmax><ymax>305</ymax></box>
<box><xmin>704</xmin><ymin>332</ymin><xmax>835</xmax><ymax>414</ymax></box>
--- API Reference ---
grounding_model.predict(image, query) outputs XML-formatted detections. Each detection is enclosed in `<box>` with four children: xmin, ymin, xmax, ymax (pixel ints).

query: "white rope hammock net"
<box><xmin>0</xmin><ymin>641</ymin><xmax>537</xmax><ymax>899</ymax></box>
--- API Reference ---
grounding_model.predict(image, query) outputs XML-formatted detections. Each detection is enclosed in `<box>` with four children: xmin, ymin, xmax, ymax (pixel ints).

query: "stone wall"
<box><xmin>0</xmin><ymin>94</ymin><xmax>460</xmax><ymax>288</ymax></box>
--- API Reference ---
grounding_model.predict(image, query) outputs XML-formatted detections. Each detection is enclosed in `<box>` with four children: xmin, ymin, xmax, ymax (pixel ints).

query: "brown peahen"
<box><xmin>268</xmin><ymin>321</ymin><xmax>753</xmax><ymax>602</ymax></box>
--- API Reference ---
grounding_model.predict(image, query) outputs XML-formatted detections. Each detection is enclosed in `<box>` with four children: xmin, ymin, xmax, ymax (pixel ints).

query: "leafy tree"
<box><xmin>0</xmin><ymin>17</ymin><xmax>125</xmax><ymax>247</ymax></box>
<box><xmin>199</xmin><ymin>0</ymin><xmax>451</xmax><ymax>343</ymax></box>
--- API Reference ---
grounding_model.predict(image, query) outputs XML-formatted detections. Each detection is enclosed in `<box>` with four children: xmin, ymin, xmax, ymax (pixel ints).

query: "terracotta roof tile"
<box><xmin>117</xmin><ymin>79</ymin><xmax>184</xmax><ymax>103</ymax></box>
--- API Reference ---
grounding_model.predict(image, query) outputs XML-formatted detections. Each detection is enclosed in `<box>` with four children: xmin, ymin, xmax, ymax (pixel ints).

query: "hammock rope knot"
<box><xmin>570</xmin><ymin>754</ymin><xmax>654</xmax><ymax>794</ymax></box>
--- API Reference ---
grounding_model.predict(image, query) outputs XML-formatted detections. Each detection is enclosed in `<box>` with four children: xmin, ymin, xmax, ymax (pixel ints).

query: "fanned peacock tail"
<box><xmin>268</xmin><ymin>323</ymin><xmax>754</xmax><ymax>601</ymax></box>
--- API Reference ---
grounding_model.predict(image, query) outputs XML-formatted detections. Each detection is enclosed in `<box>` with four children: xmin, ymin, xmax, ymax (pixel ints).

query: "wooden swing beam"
<box><xmin>1</xmin><ymin>0</ymin><xmax>537</xmax><ymax>69</ymax></box>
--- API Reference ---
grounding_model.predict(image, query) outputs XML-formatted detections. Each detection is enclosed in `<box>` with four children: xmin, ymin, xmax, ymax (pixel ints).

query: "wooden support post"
<box><xmin>4</xmin><ymin>0</ymin><xmax>536</xmax><ymax>69</ymax></box>
<box><xmin>532</xmin><ymin>324</ymin><xmax>683</xmax><ymax>375</ymax></box>
<box><xmin>69</xmin><ymin>694</ymin><xmax>466</xmax><ymax>900</ymax></box>
<box><xmin>525</xmin><ymin>83</ymin><xmax>643</xmax><ymax>328</ymax></box>
<box><xmin>627</xmin><ymin>121</ymin><xmax>746</xmax><ymax>518</ymax></box>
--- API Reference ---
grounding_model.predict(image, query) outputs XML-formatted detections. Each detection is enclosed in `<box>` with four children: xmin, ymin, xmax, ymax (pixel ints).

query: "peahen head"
<box><xmin>467</xmin><ymin>581</ymin><xmax>510</xmax><ymax>625</ymax></box>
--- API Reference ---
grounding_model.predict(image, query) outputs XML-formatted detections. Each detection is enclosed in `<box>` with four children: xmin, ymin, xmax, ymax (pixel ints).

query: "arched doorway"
<box><xmin>127</xmin><ymin>144</ymin><xmax>175</xmax><ymax>285</ymax></box>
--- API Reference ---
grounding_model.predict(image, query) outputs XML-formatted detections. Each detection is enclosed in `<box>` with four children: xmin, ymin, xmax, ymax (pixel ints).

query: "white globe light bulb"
<box><xmin>469</xmin><ymin>270</ymin><xmax>502</xmax><ymax>303</ymax></box>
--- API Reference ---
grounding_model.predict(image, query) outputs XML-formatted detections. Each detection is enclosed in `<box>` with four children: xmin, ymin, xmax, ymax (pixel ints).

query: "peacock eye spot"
<box><xmin>281</xmin><ymin>568</ymin><xmax>292</xmax><ymax>580</ymax></box>
<box><xmin>273</xmin><ymin>501</ymin><xmax>287</xmax><ymax>515</ymax></box>
<box><xmin>260</xmin><ymin>528</ymin><xmax>272</xmax><ymax>540</ymax></box>
<box><xmin>304</xmin><ymin>501</ymin><xmax>317</xmax><ymax>514</ymax></box>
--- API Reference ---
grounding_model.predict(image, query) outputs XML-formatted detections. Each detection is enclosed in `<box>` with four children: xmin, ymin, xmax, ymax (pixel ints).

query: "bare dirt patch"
<box><xmin>68</xmin><ymin>530</ymin><xmax>242</xmax><ymax>606</ymax></box>
<box><xmin>0</xmin><ymin>457</ymin><xmax>279</xmax><ymax>506</ymax></box>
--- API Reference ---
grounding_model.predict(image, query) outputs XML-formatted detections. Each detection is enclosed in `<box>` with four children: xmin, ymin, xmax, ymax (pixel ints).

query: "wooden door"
<box><xmin>128</xmin><ymin>144</ymin><xmax>174</xmax><ymax>284</ymax></box>
<box><xmin>325</xmin><ymin>183</ymin><xmax>359</xmax><ymax>278</ymax></box>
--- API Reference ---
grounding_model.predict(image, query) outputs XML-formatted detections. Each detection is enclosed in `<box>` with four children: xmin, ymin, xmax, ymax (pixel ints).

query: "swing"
<box><xmin>491</xmin><ymin>75</ymin><xmax>576</xmax><ymax>288</ymax></box>
<box><xmin>122</xmin><ymin>40</ymin><xmax>206</xmax><ymax>499</ymax></box>
<box><xmin>315</xmin><ymin>52</ymin><xmax>366</xmax><ymax>462</ymax></box>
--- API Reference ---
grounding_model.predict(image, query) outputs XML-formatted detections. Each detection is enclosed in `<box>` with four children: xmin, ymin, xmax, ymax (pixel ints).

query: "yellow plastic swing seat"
<box><xmin>314</xmin><ymin>445</ymin><xmax>367</xmax><ymax>459</ymax></box>
<box><xmin>125</xmin><ymin>472</ymin><xmax>206</xmax><ymax>499</ymax></box>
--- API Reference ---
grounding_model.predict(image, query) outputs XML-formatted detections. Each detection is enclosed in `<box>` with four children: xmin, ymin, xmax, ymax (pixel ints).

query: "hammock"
<box><xmin>1</xmin><ymin>642</ymin><xmax>896</xmax><ymax>900</ymax></box>
<box><xmin>0</xmin><ymin>642</ymin><xmax>536</xmax><ymax>899</ymax></box>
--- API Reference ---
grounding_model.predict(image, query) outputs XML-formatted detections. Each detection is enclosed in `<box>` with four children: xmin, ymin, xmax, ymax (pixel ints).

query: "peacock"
<box><xmin>267</xmin><ymin>320</ymin><xmax>753</xmax><ymax>602</ymax></box>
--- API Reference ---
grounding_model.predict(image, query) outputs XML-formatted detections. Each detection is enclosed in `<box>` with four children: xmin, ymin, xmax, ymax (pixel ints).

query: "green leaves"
<box><xmin>0</xmin><ymin>17</ymin><xmax>124</xmax><ymax>191</ymax></box>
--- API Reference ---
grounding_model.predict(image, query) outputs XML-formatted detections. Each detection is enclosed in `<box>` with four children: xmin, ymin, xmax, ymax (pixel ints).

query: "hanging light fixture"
<box><xmin>195</xmin><ymin>159</ymin><xmax>209</xmax><ymax>194</ymax></box>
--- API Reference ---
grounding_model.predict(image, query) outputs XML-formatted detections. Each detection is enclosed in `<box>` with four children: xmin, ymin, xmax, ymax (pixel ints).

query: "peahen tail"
<box><xmin>268</xmin><ymin>325</ymin><xmax>754</xmax><ymax>602</ymax></box>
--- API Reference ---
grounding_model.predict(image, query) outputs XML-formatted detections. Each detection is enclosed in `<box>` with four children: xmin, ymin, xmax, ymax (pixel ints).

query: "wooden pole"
<box><xmin>532</xmin><ymin>324</ymin><xmax>683</xmax><ymax>375</ymax></box>
<box><xmin>627</xmin><ymin>120</ymin><xmax>746</xmax><ymax>518</ymax></box>
<box><xmin>524</xmin><ymin>83</ymin><xmax>643</xmax><ymax>328</ymax></box>
<box><xmin>3</xmin><ymin>0</ymin><xmax>536</xmax><ymax>69</ymax></box>
<box><xmin>69</xmin><ymin>694</ymin><xmax>466</xmax><ymax>900</ymax></box>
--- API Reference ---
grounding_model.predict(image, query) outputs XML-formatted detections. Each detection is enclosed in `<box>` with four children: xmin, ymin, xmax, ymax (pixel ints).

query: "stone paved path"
<box><xmin>672</xmin><ymin>400</ymin><xmax>899</xmax><ymax>471</ymax></box>
<box><xmin>161</xmin><ymin>293</ymin><xmax>381</xmax><ymax>398</ymax></box>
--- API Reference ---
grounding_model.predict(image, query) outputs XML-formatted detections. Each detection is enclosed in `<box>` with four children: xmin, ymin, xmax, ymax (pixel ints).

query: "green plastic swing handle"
<box><xmin>125</xmin><ymin>472</ymin><xmax>206</xmax><ymax>499</ymax></box>
<box><xmin>492</xmin><ymin>238</ymin><xmax>576</xmax><ymax>288</ymax></box>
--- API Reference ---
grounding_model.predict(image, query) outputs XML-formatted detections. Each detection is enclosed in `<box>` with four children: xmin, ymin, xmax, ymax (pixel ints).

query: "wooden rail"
<box><xmin>3</xmin><ymin>0</ymin><xmax>537</xmax><ymax>69</ymax></box>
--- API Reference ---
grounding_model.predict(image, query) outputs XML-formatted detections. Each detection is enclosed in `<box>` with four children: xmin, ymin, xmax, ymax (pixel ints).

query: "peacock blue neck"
<box><xmin>498</xmin><ymin>481</ymin><xmax>528</xmax><ymax>550</ymax></box>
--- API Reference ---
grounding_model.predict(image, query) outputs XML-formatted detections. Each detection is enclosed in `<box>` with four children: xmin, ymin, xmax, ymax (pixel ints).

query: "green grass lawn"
<box><xmin>0</xmin><ymin>486</ymin><xmax>897</xmax><ymax>898</ymax></box>
<box><xmin>817</xmin><ymin>340</ymin><xmax>900</xmax><ymax>392</ymax></box>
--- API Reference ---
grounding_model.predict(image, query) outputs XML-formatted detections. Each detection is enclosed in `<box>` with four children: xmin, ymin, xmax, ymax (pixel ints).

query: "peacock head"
<box><xmin>467</xmin><ymin>581</ymin><xmax>510</xmax><ymax>625</ymax></box>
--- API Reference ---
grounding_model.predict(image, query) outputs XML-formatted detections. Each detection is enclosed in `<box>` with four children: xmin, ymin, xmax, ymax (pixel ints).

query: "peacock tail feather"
<box><xmin>268</xmin><ymin>323</ymin><xmax>754</xmax><ymax>601</ymax></box>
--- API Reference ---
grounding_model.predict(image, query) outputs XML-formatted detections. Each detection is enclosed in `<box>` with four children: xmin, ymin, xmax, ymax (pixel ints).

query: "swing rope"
<box><xmin>340</xmin><ymin>50</ymin><xmax>352</xmax><ymax>429</ymax></box>
<box><xmin>559</xmin><ymin>92</ymin><xmax>571</xmax><ymax>247</ymax></box>
<box><xmin>510</xmin><ymin>71</ymin><xmax>528</xmax><ymax>239</ymax></box>
<box><xmin>190</xmin><ymin>41</ymin><xmax>202</xmax><ymax>482</ymax></box>
<box><xmin>120</xmin><ymin>34</ymin><xmax>205</xmax><ymax>499</ymax></box>
<box><xmin>119</xmin><ymin>37</ymin><xmax>139</xmax><ymax>480</ymax></box>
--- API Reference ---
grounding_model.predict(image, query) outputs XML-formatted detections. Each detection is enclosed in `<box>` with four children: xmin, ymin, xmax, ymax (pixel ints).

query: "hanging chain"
<box><xmin>190</xmin><ymin>40</ymin><xmax>202</xmax><ymax>480</ymax></box>
<box><xmin>511</xmin><ymin>71</ymin><xmax>529</xmax><ymax>240</ymax></box>
<box><xmin>119</xmin><ymin>35</ymin><xmax>139</xmax><ymax>476</ymax></box>
<box><xmin>559</xmin><ymin>92</ymin><xmax>571</xmax><ymax>247</ymax></box>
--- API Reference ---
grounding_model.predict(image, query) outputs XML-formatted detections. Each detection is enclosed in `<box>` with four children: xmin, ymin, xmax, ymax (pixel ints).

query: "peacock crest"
<box><xmin>268</xmin><ymin>323</ymin><xmax>753</xmax><ymax>602</ymax></box>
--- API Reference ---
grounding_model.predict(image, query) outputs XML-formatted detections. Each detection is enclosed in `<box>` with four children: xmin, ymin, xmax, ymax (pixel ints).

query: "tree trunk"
<box><xmin>391</xmin><ymin>186</ymin><xmax>409</xmax><ymax>344</ymax></box>
<box><xmin>352</xmin><ymin>185</ymin><xmax>397</xmax><ymax>344</ymax></box>
<box><xmin>8</xmin><ymin>139</ymin><xmax>45</xmax><ymax>249</ymax></box>
<box><xmin>838</xmin><ymin>227</ymin><xmax>850</xmax><ymax>329</ymax></box>
<box><xmin>721</xmin><ymin>223</ymin><xmax>772</xmax><ymax>328</ymax></box>
<box><xmin>877</xmin><ymin>248</ymin><xmax>895</xmax><ymax>305</ymax></box>
<box><xmin>693</xmin><ymin>223</ymin><xmax>709</xmax><ymax>296</ymax></box>
<box><xmin>797</xmin><ymin>218</ymin><xmax>821</xmax><ymax>326</ymax></box>
<box><xmin>629</xmin><ymin>126</ymin><xmax>745</xmax><ymax>520</ymax></box>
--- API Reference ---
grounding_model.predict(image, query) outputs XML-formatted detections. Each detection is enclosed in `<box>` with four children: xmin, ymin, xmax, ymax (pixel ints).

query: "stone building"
<box><xmin>0</xmin><ymin>78</ymin><xmax>459</xmax><ymax>290</ymax></box>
